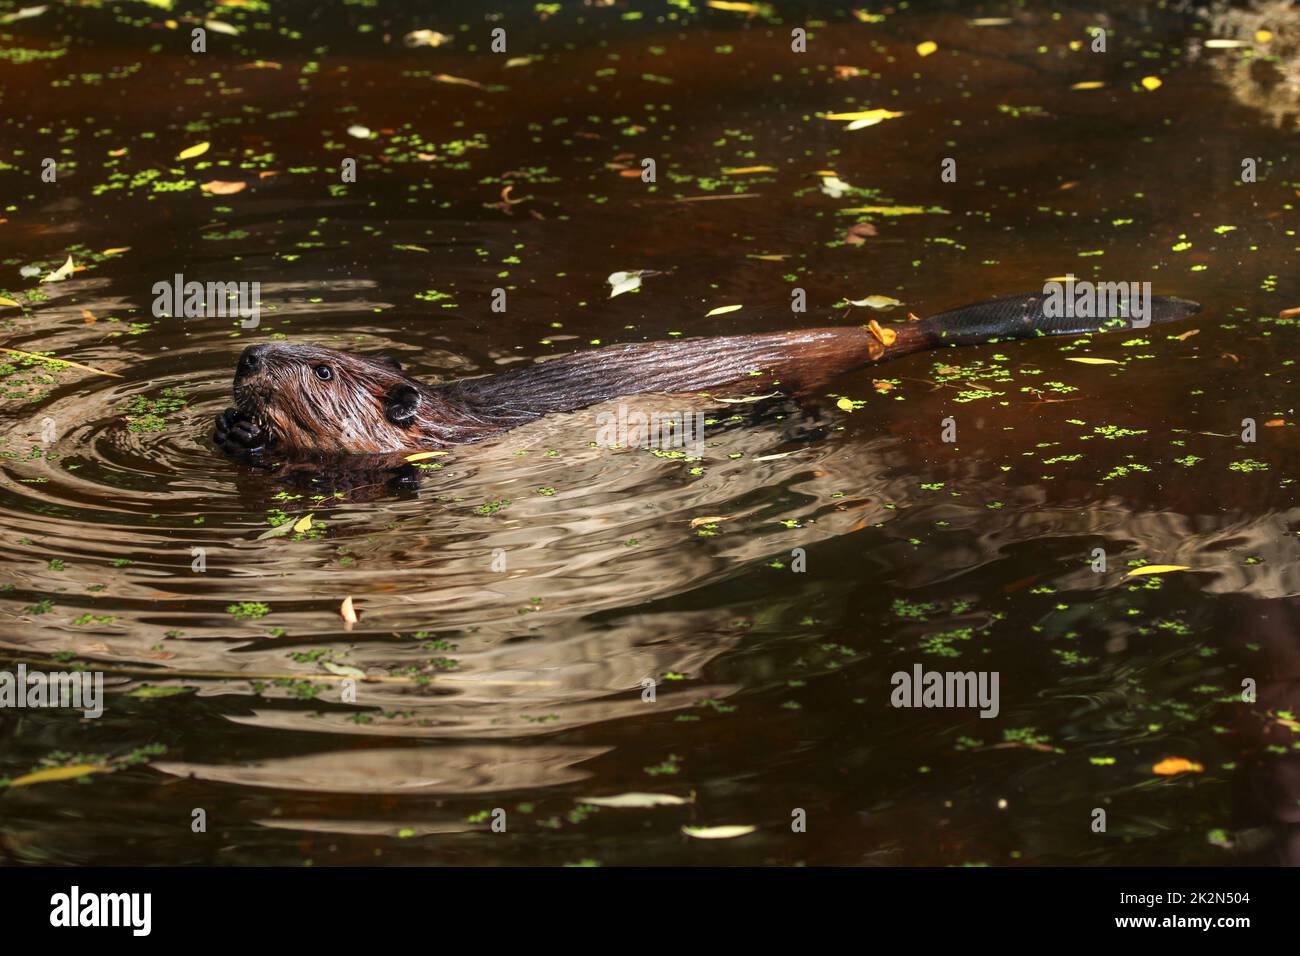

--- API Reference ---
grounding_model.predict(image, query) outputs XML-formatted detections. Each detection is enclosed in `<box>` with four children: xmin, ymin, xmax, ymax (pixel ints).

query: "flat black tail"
<box><xmin>907</xmin><ymin>290</ymin><xmax>1201</xmax><ymax>350</ymax></box>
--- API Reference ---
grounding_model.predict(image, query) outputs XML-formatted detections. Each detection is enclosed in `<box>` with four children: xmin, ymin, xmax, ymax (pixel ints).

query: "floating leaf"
<box><xmin>0</xmin><ymin>6</ymin><xmax>48</xmax><ymax>24</ymax></box>
<box><xmin>340</xmin><ymin>595</ymin><xmax>358</xmax><ymax>626</ymax></box>
<box><xmin>608</xmin><ymin>270</ymin><xmax>646</xmax><ymax>298</ymax></box>
<box><xmin>1126</xmin><ymin>565</ymin><xmax>1190</xmax><ymax>577</ymax></box>
<box><xmin>405</xmin><ymin>451</ymin><xmax>449</xmax><ymax>462</ymax></box>
<box><xmin>404</xmin><ymin>29</ymin><xmax>453</xmax><ymax>48</ymax></box>
<box><xmin>433</xmin><ymin>74</ymin><xmax>486</xmax><ymax>89</ymax></box>
<box><xmin>1071</xmin><ymin>81</ymin><xmax>1105</xmax><ymax>90</ymax></box>
<box><xmin>323</xmin><ymin>661</ymin><xmax>366</xmax><ymax>678</ymax></box>
<box><xmin>721</xmin><ymin>165</ymin><xmax>775</xmax><ymax>174</ymax></box>
<box><xmin>1140</xmin><ymin>76</ymin><xmax>1162</xmax><ymax>92</ymax></box>
<box><xmin>836</xmin><ymin>397</ymin><xmax>856</xmax><ymax>412</ymax></box>
<box><xmin>40</xmin><ymin>255</ymin><xmax>74</xmax><ymax>283</ymax></box>
<box><xmin>689</xmin><ymin>515</ymin><xmax>736</xmax><ymax>528</ymax></box>
<box><xmin>576</xmin><ymin>792</ymin><xmax>688</xmax><ymax>808</ymax></box>
<box><xmin>820</xmin><ymin>175</ymin><xmax>851</xmax><ymax>198</ymax></box>
<box><xmin>1065</xmin><ymin>357</ymin><xmax>1120</xmax><ymax>365</ymax></box>
<box><xmin>916</xmin><ymin>41</ymin><xmax>938</xmax><ymax>57</ymax></box>
<box><xmin>201</xmin><ymin>180</ymin><xmax>246</xmax><ymax>195</ymax></box>
<box><xmin>257</xmin><ymin>520</ymin><xmax>297</xmax><ymax>540</ymax></box>
<box><xmin>840</xmin><ymin>205</ymin><xmax>927</xmax><ymax>216</ymax></box>
<box><xmin>706</xmin><ymin>304</ymin><xmax>742</xmax><ymax>317</ymax></box>
<box><xmin>177</xmin><ymin>141</ymin><xmax>210</xmax><ymax>160</ymax></box>
<box><xmin>7</xmin><ymin>764</ymin><xmax>110</xmax><ymax>788</ymax></box>
<box><xmin>1153</xmin><ymin>757</ymin><xmax>1203</xmax><ymax>776</ymax></box>
<box><xmin>681</xmin><ymin>824</ymin><xmax>756</xmax><ymax>839</ymax></box>
<box><xmin>0</xmin><ymin>296</ymin><xmax>20</xmax><ymax>308</ymax></box>
<box><xmin>292</xmin><ymin>513</ymin><xmax>314</xmax><ymax>534</ymax></box>
<box><xmin>129</xmin><ymin>686</ymin><xmax>191</xmax><ymax>699</ymax></box>
<box><xmin>205</xmin><ymin>19</ymin><xmax>240</xmax><ymax>35</ymax></box>
<box><xmin>347</xmin><ymin>125</ymin><xmax>372</xmax><ymax>139</ymax></box>
<box><xmin>822</xmin><ymin>108</ymin><xmax>904</xmax><ymax>125</ymax></box>
<box><xmin>868</xmin><ymin>319</ymin><xmax>897</xmax><ymax>346</ymax></box>
<box><xmin>847</xmin><ymin>295</ymin><xmax>901</xmax><ymax>310</ymax></box>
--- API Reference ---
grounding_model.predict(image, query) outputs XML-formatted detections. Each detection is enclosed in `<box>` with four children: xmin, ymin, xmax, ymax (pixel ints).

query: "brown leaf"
<box><xmin>868</xmin><ymin>319</ymin><xmax>897</xmax><ymax>347</ymax></box>
<box><xmin>844</xmin><ymin>221</ymin><xmax>877</xmax><ymax>245</ymax></box>
<box><xmin>201</xmin><ymin>180</ymin><xmax>247</xmax><ymax>195</ymax></box>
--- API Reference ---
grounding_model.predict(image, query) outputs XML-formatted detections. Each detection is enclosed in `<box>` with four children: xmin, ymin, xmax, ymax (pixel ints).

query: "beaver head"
<box><xmin>231</xmin><ymin>342</ymin><xmax>434</xmax><ymax>455</ymax></box>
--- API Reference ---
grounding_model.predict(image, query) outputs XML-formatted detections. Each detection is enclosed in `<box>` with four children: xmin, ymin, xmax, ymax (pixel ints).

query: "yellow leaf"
<box><xmin>292</xmin><ymin>513</ymin><xmax>314</xmax><ymax>534</ymax></box>
<box><xmin>8</xmin><ymin>764</ymin><xmax>111</xmax><ymax>787</ymax></box>
<box><xmin>681</xmin><ymin>824</ymin><xmax>756</xmax><ymax>839</ymax></box>
<box><xmin>840</xmin><ymin>205</ymin><xmax>926</xmax><ymax>216</ymax></box>
<box><xmin>690</xmin><ymin>515</ymin><xmax>735</xmax><ymax>528</ymax></box>
<box><xmin>707</xmin><ymin>1</ymin><xmax>762</xmax><ymax>11</ymax></box>
<box><xmin>847</xmin><ymin>295</ymin><xmax>901</xmax><ymax>309</ymax></box>
<box><xmin>1255</xmin><ymin>30</ymin><xmax>1273</xmax><ymax>44</ymax></box>
<box><xmin>403</xmin><ymin>29</ymin><xmax>453</xmax><ymax>48</ymax></box>
<box><xmin>577</xmin><ymin>793</ymin><xmax>688</xmax><ymax>808</ymax></box>
<box><xmin>1071</xmin><ymin>81</ymin><xmax>1105</xmax><ymax>90</ymax></box>
<box><xmin>721</xmin><ymin>166</ymin><xmax>775</xmax><ymax>174</ymax></box>
<box><xmin>1140</xmin><ymin>76</ymin><xmax>1162</xmax><ymax>92</ymax></box>
<box><xmin>0</xmin><ymin>296</ymin><xmax>20</xmax><ymax>308</ymax></box>
<box><xmin>916</xmin><ymin>41</ymin><xmax>938</xmax><ymax>57</ymax></box>
<box><xmin>1126</xmin><ymin>565</ymin><xmax>1190</xmax><ymax>577</ymax></box>
<box><xmin>340</xmin><ymin>595</ymin><xmax>357</xmax><ymax>625</ymax></box>
<box><xmin>404</xmin><ymin>451</ymin><xmax>449</xmax><ymax>462</ymax></box>
<box><xmin>1065</xmin><ymin>357</ymin><xmax>1120</xmax><ymax>365</ymax></box>
<box><xmin>836</xmin><ymin>397</ymin><xmax>855</xmax><ymax>412</ymax></box>
<box><xmin>102</xmin><ymin>247</ymin><xmax>130</xmax><ymax>256</ymax></box>
<box><xmin>40</xmin><ymin>255</ymin><xmax>74</xmax><ymax>283</ymax></box>
<box><xmin>706</xmin><ymin>305</ymin><xmax>742</xmax><ymax>317</ymax></box>
<box><xmin>1153</xmin><ymin>757</ymin><xmax>1203</xmax><ymax>776</ymax></box>
<box><xmin>433</xmin><ymin>74</ymin><xmax>486</xmax><ymax>89</ymax></box>
<box><xmin>822</xmin><ymin>108</ymin><xmax>904</xmax><ymax>123</ymax></box>
<box><xmin>177</xmin><ymin>141</ymin><xmax>210</xmax><ymax>160</ymax></box>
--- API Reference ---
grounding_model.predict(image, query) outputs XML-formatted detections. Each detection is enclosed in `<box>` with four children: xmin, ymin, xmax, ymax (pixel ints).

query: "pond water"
<box><xmin>0</xmin><ymin>0</ymin><xmax>1297</xmax><ymax>865</ymax></box>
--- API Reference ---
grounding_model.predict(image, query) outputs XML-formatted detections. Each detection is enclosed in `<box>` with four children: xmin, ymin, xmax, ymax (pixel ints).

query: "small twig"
<box><xmin>672</xmin><ymin>192</ymin><xmax>762</xmax><ymax>203</ymax></box>
<box><xmin>0</xmin><ymin>347</ymin><xmax>123</xmax><ymax>379</ymax></box>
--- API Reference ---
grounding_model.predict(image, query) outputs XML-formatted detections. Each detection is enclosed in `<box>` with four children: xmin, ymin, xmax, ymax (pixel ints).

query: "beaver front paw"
<box><xmin>214</xmin><ymin>407</ymin><xmax>268</xmax><ymax>458</ymax></box>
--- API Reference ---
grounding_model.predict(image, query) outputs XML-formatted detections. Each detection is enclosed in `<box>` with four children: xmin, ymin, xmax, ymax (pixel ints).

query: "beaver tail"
<box><xmin>900</xmin><ymin>290</ymin><xmax>1200</xmax><ymax>352</ymax></box>
<box><xmin>441</xmin><ymin>291</ymin><xmax>1199</xmax><ymax>422</ymax></box>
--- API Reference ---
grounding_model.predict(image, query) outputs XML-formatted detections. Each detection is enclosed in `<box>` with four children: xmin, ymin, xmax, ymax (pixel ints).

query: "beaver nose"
<box><xmin>235</xmin><ymin>344</ymin><xmax>267</xmax><ymax>381</ymax></box>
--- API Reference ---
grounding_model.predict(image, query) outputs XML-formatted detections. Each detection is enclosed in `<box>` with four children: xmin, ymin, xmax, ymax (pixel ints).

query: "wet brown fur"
<box><xmin>225</xmin><ymin>292</ymin><xmax>1199</xmax><ymax>458</ymax></box>
<box><xmin>228</xmin><ymin>327</ymin><xmax>923</xmax><ymax>457</ymax></box>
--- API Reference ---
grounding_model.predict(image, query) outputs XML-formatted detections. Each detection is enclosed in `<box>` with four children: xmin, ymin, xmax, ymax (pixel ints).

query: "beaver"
<box><xmin>214</xmin><ymin>291</ymin><xmax>1200</xmax><ymax>459</ymax></box>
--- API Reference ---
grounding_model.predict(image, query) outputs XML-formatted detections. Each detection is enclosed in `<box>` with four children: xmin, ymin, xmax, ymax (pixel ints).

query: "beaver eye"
<box><xmin>314</xmin><ymin>365</ymin><xmax>333</xmax><ymax>381</ymax></box>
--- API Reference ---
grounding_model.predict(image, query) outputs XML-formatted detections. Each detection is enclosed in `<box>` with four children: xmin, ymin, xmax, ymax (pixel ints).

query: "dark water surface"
<box><xmin>0</xmin><ymin>0</ymin><xmax>1297</xmax><ymax>865</ymax></box>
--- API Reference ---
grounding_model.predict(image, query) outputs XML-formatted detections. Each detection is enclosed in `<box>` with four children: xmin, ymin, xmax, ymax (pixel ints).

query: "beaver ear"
<box><xmin>375</xmin><ymin>355</ymin><xmax>402</xmax><ymax>372</ymax></box>
<box><xmin>385</xmin><ymin>383</ymin><xmax>421</xmax><ymax>426</ymax></box>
